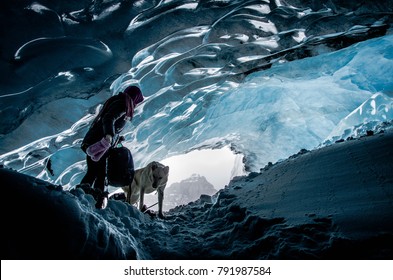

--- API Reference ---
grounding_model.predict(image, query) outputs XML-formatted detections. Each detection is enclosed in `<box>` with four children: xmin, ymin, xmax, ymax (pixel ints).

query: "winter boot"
<box><xmin>95</xmin><ymin>191</ymin><xmax>109</xmax><ymax>209</ymax></box>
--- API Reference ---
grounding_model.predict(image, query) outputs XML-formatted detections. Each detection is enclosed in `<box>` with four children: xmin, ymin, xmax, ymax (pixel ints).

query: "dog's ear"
<box><xmin>151</xmin><ymin>161</ymin><xmax>158</xmax><ymax>171</ymax></box>
<box><xmin>164</xmin><ymin>166</ymin><xmax>169</xmax><ymax>174</ymax></box>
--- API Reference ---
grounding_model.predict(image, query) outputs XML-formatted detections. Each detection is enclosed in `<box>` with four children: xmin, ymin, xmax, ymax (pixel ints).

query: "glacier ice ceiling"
<box><xmin>0</xmin><ymin>0</ymin><xmax>393</xmax><ymax>189</ymax></box>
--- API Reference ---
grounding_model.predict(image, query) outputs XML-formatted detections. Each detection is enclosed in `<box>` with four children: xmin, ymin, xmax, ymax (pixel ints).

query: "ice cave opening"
<box><xmin>134</xmin><ymin>146</ymin><xmax>246</xmax><ymax>212</ymax></box>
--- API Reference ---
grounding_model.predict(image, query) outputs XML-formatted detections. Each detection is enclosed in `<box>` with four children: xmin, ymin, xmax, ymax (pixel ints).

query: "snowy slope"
<box><xmin>2</xmin><ymin>129</ymin><xmax>392</xmax><ymax>260</ymax></box>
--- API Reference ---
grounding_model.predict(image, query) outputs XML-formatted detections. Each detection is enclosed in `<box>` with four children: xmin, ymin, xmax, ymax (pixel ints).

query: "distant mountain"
<box><xmin>166</xmin><ymin>174</ymin><xmax>217</xmax><ymax>207</ymax></box>
<box><xmin>144</xmin><ymin>174</ymin><xmax>217</xmax><ymax>211</ymax></box>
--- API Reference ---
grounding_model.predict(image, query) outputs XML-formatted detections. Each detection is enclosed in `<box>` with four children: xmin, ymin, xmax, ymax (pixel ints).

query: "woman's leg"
<box><xmin>80</xmin><ymin>155</ymin><xmax>98</xmax><ymax>187</ymax></box>
<box><xmin>93</xmin><ymin>155</ymin><xmax>107</xmax><ymax>192</ymax></box>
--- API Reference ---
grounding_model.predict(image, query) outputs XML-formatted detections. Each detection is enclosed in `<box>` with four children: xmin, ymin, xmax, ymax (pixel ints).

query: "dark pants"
<box><xmin>80</xmin><ymin>153</ymin><xmax>107</xmax><ymax>192</ymax></box>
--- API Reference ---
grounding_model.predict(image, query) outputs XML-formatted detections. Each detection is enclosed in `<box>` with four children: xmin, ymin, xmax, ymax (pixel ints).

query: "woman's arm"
<box><xmin>101</xmin><ymin>99</ymin><xmax>125</xmax><ymax>142</ymax></box>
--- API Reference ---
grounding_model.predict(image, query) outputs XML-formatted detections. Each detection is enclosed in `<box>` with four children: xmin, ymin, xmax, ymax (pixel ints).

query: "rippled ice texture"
<box><xmin>0</xmin><ymin>0</ymin><xmax>393</xmax><ymax>187</ymax></box>
<box><xmin>115</xmin><ymin>35</ymin><xmax>393</xmax><ymax>171</ymax></box>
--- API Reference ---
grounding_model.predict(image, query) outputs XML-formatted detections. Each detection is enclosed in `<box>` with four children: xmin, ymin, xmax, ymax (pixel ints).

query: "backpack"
<box><xmin>106</xmin><ymin>146</ymin><xmax>135</xmax><ymax>187</ymax></box>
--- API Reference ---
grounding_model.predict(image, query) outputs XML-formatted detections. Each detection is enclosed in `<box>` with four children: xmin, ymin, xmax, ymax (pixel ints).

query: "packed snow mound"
<box><xmin>3</xmin><ymin>129</ymin><xmax>393</xmax><ymax>260</ymax></box>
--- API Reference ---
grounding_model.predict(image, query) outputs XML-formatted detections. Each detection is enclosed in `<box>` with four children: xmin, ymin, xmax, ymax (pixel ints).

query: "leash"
<box><xmin>143</xmin><ymin>202</ymin><xmax>159</xmax><ymax>213</ymax></box>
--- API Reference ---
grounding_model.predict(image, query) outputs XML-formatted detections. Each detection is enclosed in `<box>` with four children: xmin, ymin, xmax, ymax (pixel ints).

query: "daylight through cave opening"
<box><xmin>142</xmin><ymin>146</ymin><xmax>246</xmax><ymax>211</ymax></box>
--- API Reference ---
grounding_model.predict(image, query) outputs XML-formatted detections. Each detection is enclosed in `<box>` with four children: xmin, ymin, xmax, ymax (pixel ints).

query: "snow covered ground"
<box><xmin>2</xmin><ymin>128</ymin><xmax>393</xmax><ymax>260</ymax></box>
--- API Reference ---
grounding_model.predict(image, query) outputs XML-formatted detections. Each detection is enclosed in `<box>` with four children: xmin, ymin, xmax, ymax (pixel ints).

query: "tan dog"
<box><xmin>122</xmin><ymin>161</ymin><xmax>169</xmax><ymax>218</ymax></box>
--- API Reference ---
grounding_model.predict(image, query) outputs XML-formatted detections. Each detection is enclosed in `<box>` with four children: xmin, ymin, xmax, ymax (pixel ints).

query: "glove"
<box><xmin>86</xmin><ymin>137</ymin><xmax>111</xmax><ymax>162</ymax></box>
